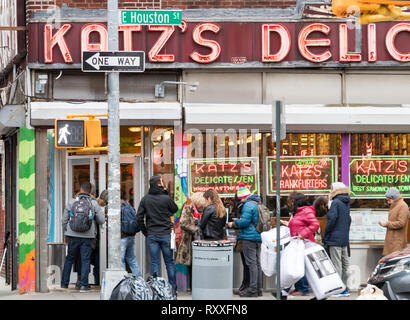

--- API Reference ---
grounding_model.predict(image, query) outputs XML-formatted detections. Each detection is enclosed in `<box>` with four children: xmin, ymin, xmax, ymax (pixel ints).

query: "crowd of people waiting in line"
<box><xmin>60</xmin><ymin>177</ymin><xmax>409</xmax><ymax>299</ymax></box>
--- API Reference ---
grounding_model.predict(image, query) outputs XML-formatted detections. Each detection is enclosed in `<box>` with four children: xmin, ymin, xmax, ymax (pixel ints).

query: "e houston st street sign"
<box><xmin>120</xmin><ymin>9</ymin><xmax>182</xmax><ymax>25</ymax></box>
<box><xmin>82</xmin><ymin>51</ymin><xmax>145</xmax><ymax>72</ymax></box>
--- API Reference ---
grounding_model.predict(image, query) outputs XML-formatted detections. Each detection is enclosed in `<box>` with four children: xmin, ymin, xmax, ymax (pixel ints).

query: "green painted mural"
<box><xmin>18</xmin><ymin>128</ymin><xmax>36</xmax><ymax>293</ymax></box>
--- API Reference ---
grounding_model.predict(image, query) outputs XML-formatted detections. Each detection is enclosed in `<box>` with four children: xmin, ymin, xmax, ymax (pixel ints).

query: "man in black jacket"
<box><xmin>137</xmin><ymin>175</ymin><xmax>178</xmax><ymax>291</ymax></box>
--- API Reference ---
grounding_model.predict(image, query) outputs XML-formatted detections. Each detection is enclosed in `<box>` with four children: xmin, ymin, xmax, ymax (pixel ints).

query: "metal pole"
<box><xmin>275</xmin><ymin>101</ymin><xmax>281</xmax><ymax>300</ymax></box>
<box><xmin>101</xmin><ymin>0</ymin><xmax>127</xmax><ymax>300</ymax></box>
<box><xmin>107</xmin><ymin>0</ymin><xmax>121</xmax><ymax>271</ymax></box>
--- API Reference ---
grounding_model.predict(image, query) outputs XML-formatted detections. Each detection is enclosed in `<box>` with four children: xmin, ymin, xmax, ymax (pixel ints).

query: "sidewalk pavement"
<box><xmin>0</xmin><ymin>277</ymin><xmax>359</xmax><ymax>300</ymax></box>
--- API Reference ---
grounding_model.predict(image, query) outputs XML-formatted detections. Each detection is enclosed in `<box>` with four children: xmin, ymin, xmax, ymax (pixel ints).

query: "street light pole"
<box><xmin>101</xmin><ymin>0</ymin><xmax>127</xmax><ymax>300</ymax></box>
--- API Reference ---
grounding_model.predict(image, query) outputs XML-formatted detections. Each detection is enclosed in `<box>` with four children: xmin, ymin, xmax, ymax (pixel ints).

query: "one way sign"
<box><xmin>82</xmin><ymin>51</ymin><xmax>145</xmax><ymax>72</ymax></box>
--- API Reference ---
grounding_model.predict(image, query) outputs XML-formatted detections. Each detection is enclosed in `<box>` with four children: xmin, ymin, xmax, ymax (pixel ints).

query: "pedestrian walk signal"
<box><xmin>55</xmin><ymin>119</ymin><xmax>86</xmax><ymax>148</ymax></box>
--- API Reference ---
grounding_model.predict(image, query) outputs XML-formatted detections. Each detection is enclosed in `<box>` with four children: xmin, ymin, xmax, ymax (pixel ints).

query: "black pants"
<box><xmin>241</xmin><ymin>240</ymin><xmax>262</xmax><ymax>294</ymax></box>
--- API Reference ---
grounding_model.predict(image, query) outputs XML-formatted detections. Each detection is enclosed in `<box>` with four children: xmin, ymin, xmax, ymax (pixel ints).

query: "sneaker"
<box><xmin>239</xmin><ymin>290</ymin><xmax>258</xmax><ymax>298</ymax></box>
<box><xmin>80</xmin><ymin>285</ymin><xmax>90</xmax><ymax>292</ymax></box>
<box><xmin>290</xmin><ymin>291</ymin><xmax>309</xmax><ymax>296</ymax></box>
<box><xmin>332</xmin><ymin>290</ymin><xmax>350</xmax><ymax>297</ymax></box>
<box><xmin>60</xmin><ymin>284</ymin><xmax>68</xmax><ymax>289</ymax></box>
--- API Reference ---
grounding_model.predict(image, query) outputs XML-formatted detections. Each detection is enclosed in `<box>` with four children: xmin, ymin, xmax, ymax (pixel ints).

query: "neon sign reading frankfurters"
<box><xmin>349</xmin><ymin>156</ymin><xmax>410</xmax><ymax>198</ymax></box>
<box><xmin>28</xmin><ymin>21</ymin><xmax>410</xmax><ymax>65</ymax></box>
<box><xmin>188</xmin><ymin>157</ymin><xmax>259</xmax><ymax>197</ymax></box>
<box><xmin>266</xmin><ymin>156</ymin><xmax>337</xmax><ymax>196</ymax></box>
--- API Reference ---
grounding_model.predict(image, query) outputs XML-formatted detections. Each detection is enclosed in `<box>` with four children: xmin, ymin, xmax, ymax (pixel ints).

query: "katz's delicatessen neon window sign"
<box><xmin>188</xmin><ymin>157</ymin><xmax>259</xmax><ymax>198</ymax></box>
<box><xmin>266</xmin><ymin>156</ymin><xmax>338</xmax><ymax>196</ymax></box>
<box><xmin>349</xmin><ymin>156</ymin><xmax>410</xmax><ymax>198</ymax></box>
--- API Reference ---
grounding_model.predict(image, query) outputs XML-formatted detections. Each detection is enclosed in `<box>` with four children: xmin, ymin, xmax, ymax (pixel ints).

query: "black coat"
<box><xmin>199</xmin><ymin>205</ymin><xmax>226</xmax><ymax>240</ymax></box>
<box><xmin>323</xmin><ymin>194</ymin><xmax>351</xmax><ymax>247</ymax></box>
<box><xmin>137</xmin><ymin>185</ymin><xmax>178</xmax><ymax>236</ymax></box>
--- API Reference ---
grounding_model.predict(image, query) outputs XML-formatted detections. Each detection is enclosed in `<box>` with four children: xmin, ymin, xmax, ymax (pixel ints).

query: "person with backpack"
<box><xmin>227</xmin><ymin>183</ymin><xmax>263</xmax><ymax>297</ymax></box>
<box><xmin>137</xmin><ymin>175</ymin><xmax>179</xmax><ymax>293</ymax></box>
<box><xmin>120</xmin><ymin>191</ymin><xmax>142</xmax><ymax>277</ymax></box>
<box><xmin>61</xmin><ymin>182</ymin><xmax>105</xmax><ymax>292</ymax></box>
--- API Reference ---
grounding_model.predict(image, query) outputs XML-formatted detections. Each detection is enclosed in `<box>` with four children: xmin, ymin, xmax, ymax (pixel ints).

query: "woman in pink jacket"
<box><xmin>281</xmin><ymin>193</ymin><xmax>320</xmax><ymax>298</ymax></box>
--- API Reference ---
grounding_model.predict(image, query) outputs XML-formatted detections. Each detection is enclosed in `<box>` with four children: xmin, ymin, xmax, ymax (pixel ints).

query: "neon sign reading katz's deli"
<box><xmin>188</xmin><ymin>157</ymin><xmax>259</xmax><ymax>197</ymax></box>
<box><xmin>28</xmin><ymin>21</ymin><xmax>410</xmax><ymax>66</ymax></box>
<box><xmin>349</xmin><ymin>156</ymin><xmax>410</xmax><ymax>198</ymax></box>
<box><xmin>267</xmin><ymin>156</ymin><xmax>337</xmax><ymax>196</ymax></box>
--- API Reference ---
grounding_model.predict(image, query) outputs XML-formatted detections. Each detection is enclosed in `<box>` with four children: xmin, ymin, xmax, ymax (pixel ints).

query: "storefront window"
<box><xmin>350</xmin><ymin>133</ymin><xmax>410</xmax><ymax>209</ymax></box>
<box><xmin>266</xmin><ymin>133</ymin><xmax>342</xmax><ymax>215</ymax></box>
<box><xmin>152</xmin><ymin>126</ymin><xmax>175</xmax><ymax>198</ymax></box>
<box><xmin>101</xmin><ymin>126</ymin><xmax>142</xmax><ymax>154</ymax></box>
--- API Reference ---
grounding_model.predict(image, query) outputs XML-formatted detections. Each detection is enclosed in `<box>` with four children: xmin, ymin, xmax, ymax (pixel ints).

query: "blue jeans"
<box><xmin>121</xmin><ymin>236</ymin><xmax>142</xmax><ymax>277</ymax></box>
<box><xmin>294</xmin><ymin>276</ymin><xmax>310</xmax><ymax>293</ymax></box>
<box><xmin>61</xmin><ymin>237</ymin><xmax>92</xmax><ymax>287</ymax></box>
<box><xmin>147</xmin><ymin>234</ymin><xmax>176</xmax><ymax>290</ymax></box>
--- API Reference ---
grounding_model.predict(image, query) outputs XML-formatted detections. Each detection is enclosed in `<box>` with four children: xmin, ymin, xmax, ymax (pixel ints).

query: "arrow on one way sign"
<box><xmin>82</xmin><ymin>51</ymin><xmax>145</xmax><ymax>72</ymax></box>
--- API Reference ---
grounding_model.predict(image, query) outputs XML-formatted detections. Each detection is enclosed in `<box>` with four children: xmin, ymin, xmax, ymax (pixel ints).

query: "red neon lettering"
<box><xmin>368</xmin><ymin>23</ymin><xmax>377</xmax><ymax>62</ymax></box>
<box><xmin>218</xmin><ymin>163</ymin><xmax>227</xmax><ymax>172</ymax></box>
<box><xmin>304</xmin><ymin>165</ymin><xmax>312</xmax><ymax>177</ymax></box>
<box><xmin>398</xmin><ymin>160</ymin><xmax>408</xmax><ymax>173</ymax></box>
<box><xmin>148</xmin><ymin>25</ymin><xmax>175</xmax><ymax>62</ymax></box>
<box><xmin>290</xmin><ymin>165</ymin><xmax>299</xmax><ymax>178</ymax></box>
<box><xmin>376</xmin><ymin>160</ymin><xmax>383</xmax><ymax>172</ymax></box>
<box><xmin>298</xmin><ymin>23</ymin><xmax>332</xmax><ymax>63</ymax></box>
<box><xmin>44</xmin><ymin>24</ymin><xmax>73</xmax><ymax>63</ymax></box>
<box><xmin>386</xmin><ymin>23</ymin><xmax>410</xmax><ymax>62</ymax></box>
<box><xmin>281</xmin><ymin>165</ymin><xmax>290</xmax><ymax>178</ymax></box>
<box><xmin>208</xmin><ymin>164</ymin><xmax>217</xmax><ymax>173</ymax></box>
<box><xmin>242</xmin><ymin>163</ymin><xmax>251</xmax><ymax>173</ymax></box>
<box><xmin>81</xmin><ymin>23</ymin><xmax>108</xmax><ymax>52</ymax></box>
<box><xmin>385</xmin><ymin>161</ymin><xmax>395</xmax><ymax>173</ymax></box>
<box><xmin>356</xmin><ymin>161</ymin><xmax>367</xmax><ymax>174</ymax></box>
<box><xmin>119</xmin><ymin>25</ymin><xmax>141</xmax><ymax>51</ymax></box>
<box><xmin>313</xmin><ymin>165</ymin><xmax>322</xmax><ymax>177</ymax></box>
<box><xmin>190</xmin><ymin>23</ymin><xmax>221</xmax><ymax>63</ymax></box>
<box><xmin>367</xmin><ymin>161</ymin><xmax>377</xmax><ymax>175</ymax></box>
<box><xmin>195</xmin><ymin>164</ymin><xmax>204</xmax><ymax>174</ymax></box>
<box><xmin>230</xmin><ymin>164</ymin><xmax>238</xmax><ymax>173</ymax></box>
<box><xmin>339</xmin><ymin>24</ymin><xmax>362</xmax><ymax>62</ymax></box>
<box><xmin>261</xmin><ymin>24</ymin><xmax>291</xmax><ymax>62</ymax></box>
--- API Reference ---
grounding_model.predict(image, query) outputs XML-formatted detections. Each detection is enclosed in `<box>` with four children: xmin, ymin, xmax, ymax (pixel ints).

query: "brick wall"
<box><xmin>26</xmin><ymin>0</ymin><xmax>297</xmax><ymax>18</ymax></box>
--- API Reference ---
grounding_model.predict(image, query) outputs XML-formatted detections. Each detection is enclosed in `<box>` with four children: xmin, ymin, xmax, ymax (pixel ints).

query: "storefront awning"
<box><xmin>0</xmin><ymin>104</ymin><xmax>26</xmax><ymax>136</ymax></box>
<box><xmin>30</xmin><ymin>101</ymin><xmax>182</xmax><ymax>126</ymax></box>
<box><xmin>184</xmin><ymin>103</ymin><xmax>410</xmax><ymax>132</ymax></box>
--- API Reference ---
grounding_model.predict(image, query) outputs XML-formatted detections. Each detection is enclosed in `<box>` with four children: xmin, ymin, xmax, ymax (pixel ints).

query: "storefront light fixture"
<box><xmin>128</xmin><ymin>127</ymin><xmax>142</xmax><ymax>133</ymax></box>
<box><xmin>154</xmin><ymin>81</ymin><xmax>200</xmax><ymax>98</ymax></box>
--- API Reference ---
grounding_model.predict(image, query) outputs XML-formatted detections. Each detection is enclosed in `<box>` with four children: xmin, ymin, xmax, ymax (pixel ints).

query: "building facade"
<box><xmin>2</xmin><ymin>0</ymin><xmax>410</xmax><ymax>293</ymax></box>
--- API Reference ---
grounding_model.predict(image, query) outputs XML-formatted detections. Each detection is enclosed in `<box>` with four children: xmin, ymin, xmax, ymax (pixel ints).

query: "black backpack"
<box><xmin>69</xmin><ymin>195</ymin><xmax>94</xmax><ymax>232</ymax></box>
<box><xmin>121</xmin><ymin>201</ymin><xmax>140</xmax><ymax>236</ymax></box>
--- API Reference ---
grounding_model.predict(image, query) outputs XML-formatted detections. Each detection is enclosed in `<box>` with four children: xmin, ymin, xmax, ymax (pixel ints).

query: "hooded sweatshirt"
<box><xmin>235</xmin><ymin>194</ymin><xmax>262</xmax><ymax>242</ymax></box>
<box><xmin>137</xmin><ymin>185</ymin><xmax>179</xmax><ymax>236</ymax></box>
<box><xmin>323</xmin><ymin>188</ymin><xmax>351</xmax><ymax>246</ymax></box>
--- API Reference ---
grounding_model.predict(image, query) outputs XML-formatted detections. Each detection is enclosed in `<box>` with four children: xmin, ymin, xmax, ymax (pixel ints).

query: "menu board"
<box><xmin>188</xmin><ymin>157</ymin><xmax>259</xmax><ymax>198</ymax></box>
<box><xmin>349</xmin><ymin>156</ymin><xmax>410</xmax><ymax>198</ymax></box>
<box><xmin>349</xmin><ymin>210</ymin><xmax>388</xmax><ymax>242</ymax></box>
<box><xmin>266</xmin><ymin>156</ymin><xmax>337</xmax><ymax>196</ymax></box>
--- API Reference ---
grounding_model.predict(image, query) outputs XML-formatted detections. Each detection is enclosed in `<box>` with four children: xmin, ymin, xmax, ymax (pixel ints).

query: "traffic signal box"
<box><xmin>332</xmin><ymin>0</ymin><xmax>410</xmax><ymax>24</ymax></box>
<box><xmin>55</xmin><ymin>114</ymin><xmax>107</xmax><ymax>151</ymax></box>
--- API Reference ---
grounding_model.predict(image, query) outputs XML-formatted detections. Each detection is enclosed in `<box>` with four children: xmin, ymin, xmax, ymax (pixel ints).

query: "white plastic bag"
<box><xmin>170</xmin><ymin>230</ymin><xmax>176</xmax><ymax>250</ymax></box>
<box><xmin>356</xmin><ymin>285</ymin><xmax>388</xmax><ymax>300</ymax></box>
<box><xmin>280</xmin><ymin>238</ymin><xmax>305</xmax><ymax>288</ymax></box>
<box><xmin>261</xmin><ymin>244</ymin><xmax>276</xmax><ymax>277</ymax></box>
<box><xmin>260</xmin><ymin>227</ymin><xmax>290</xmax><ymax>277</ymax></box>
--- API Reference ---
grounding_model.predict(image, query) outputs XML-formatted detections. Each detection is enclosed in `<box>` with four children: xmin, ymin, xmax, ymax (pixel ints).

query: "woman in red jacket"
<box><xmin>280</xmin><ymin>193</ymin><xmax>320</xmax><ymax>298</ymax></box>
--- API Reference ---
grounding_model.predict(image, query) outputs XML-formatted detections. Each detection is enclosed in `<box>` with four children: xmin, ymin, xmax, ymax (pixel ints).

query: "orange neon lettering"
<box><xmin>298</xmin><ymin>23</ymin><xmax>332</xmax><ymax>63</ymax></box>
<box><xmin>190</xmin><ymin>23</ymin><xmax>221</xmax><ymax>63</ymax></box>
<box><xmin>44</xmin><ymin>24</ymin><xmax>73</xmax><ymax>63</ymax></box>
<box><xmin>261</xmin><ymin>24</ymin><xmax>291</xmax><ymax>62</ymax></box>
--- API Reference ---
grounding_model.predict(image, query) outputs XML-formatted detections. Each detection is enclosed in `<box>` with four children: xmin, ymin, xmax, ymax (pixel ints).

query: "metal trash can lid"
<box><xmin>192</xmin><ymin>240</ymin><xmax>234</xmax><ymax>247</ymax></box>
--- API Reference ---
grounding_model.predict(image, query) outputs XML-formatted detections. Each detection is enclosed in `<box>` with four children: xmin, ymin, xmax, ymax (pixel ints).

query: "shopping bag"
<box><xmin>109</xmin><ymin>275</ymin><xmax>153</xmax><ymax>300</ymax></box>
<box><xmin>261</xmin><ymin>226</ymin><xmax>291</xmax><ymax>251</ymax></box>
<box><xmin>356</xmin><ymin>285</ymin><xmax>388</xmax><ymax>300</ymax></box>
<box><xmin>261</xmin><ymin>244</ymin><xmax>276</xmax><ymax>277</ymax></box>
<box><xmin>280</xmin><ymin>238</ymin><xmax>305</xmax><ymax>288</ymax></box>
<box><xmin>304</xmin><ymin>241</ymin><xmax>345</xmax><ymax>300</ymax></box>
<box><xmin>170</xmin><ymin>229</ymin><xmax>176</xmax><ymax>250</ymax></box>
<box><xmin>147</xmin><ymin>274</ymin><xmax>177</xmax><ymax>300</ymax></box>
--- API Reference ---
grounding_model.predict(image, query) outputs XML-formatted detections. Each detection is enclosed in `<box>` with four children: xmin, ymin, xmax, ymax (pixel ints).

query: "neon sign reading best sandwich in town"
<box><xmin>188</xmin><ymin>157</ymin><xmax>259</xmax><ymax>198</ymax></box>
<box><xmin>266</xmin><ymin>156</ymin><xmax>337</xmax><ymax>196</ymax></box>
<box><xmin>349</xmin><ymin>156</ymin><xmax>410</xmax><ymax>198</ymax></box>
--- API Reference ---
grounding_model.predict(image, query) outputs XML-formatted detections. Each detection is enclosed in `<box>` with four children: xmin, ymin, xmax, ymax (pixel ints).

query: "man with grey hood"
<box><xmin>61</xmin><ymin>182</ymin><xmax>105</xmax><ymax>292</ymax></box>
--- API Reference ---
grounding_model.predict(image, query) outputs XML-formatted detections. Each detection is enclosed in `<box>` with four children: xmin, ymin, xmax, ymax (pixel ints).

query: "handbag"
<box><xmin>170</xmin><ymin>229</ymin><xmax>176</xmax><ymax>250</ymax></box>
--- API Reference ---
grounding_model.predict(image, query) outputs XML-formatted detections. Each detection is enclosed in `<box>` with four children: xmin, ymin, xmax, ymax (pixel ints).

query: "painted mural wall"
<box><xmin>18</xmin><ymin>128</ymin><xmax>35</xmax><ymax>293</ymax></box>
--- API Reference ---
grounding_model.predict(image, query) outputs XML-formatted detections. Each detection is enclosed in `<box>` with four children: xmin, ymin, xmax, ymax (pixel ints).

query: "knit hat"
<box><xmin>385</xmin><ymin>187</ymin><xmax>400</xmax><ymax>200</ymax></box>
<box><xmin>237</xmin><ymin>183</ymin><xmax>251</xmax><ymax>199</ymax></box>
